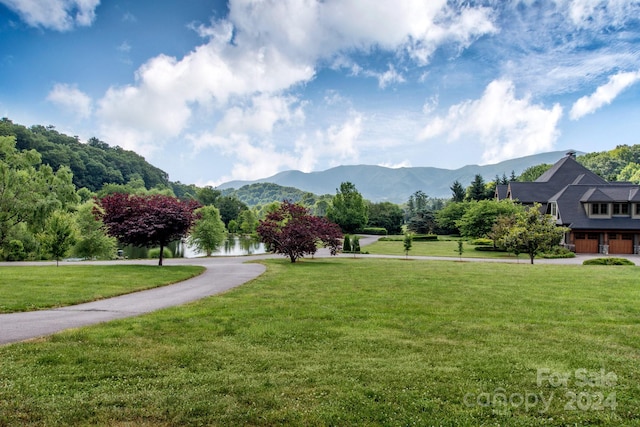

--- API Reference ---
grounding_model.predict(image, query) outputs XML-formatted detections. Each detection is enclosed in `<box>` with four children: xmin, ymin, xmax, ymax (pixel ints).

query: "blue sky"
<box><xmin>1</xmin><ymin>1</ymin><xmax>640</xmax><ymax>187</ymax></box>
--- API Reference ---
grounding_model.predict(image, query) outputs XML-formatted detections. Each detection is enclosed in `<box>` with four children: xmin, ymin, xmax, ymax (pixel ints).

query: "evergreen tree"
<box><xmin>450</xmin><ymin>180</ymin><xmax>466</xmax><ymax>203</ymax></box>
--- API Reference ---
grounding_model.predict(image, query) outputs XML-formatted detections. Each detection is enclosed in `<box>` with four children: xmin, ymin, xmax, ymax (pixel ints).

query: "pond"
<box><xmin>182</xmin><ymin>235</ymin><xmax>267</xmax><ymax>258</ymax></box>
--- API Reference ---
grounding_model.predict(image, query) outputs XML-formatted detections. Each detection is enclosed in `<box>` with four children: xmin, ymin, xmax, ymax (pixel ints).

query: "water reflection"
<box><xmin>183</xmin><ymin>236</ymin><xmax>267</xmax><ymax>258</ymax></box>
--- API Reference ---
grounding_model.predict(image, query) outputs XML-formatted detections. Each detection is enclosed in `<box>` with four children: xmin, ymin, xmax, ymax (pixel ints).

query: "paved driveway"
<box><xmin>2</xmin><ymin>234</ymin><xmax>638</xmax><ymax>345</ymax></box>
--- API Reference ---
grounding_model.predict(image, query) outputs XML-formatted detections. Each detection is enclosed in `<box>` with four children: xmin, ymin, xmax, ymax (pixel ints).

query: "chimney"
<box><xmin>566</xmin><ymin>150</ymin><xmax>576</xmax><ymax>158</ymax></box>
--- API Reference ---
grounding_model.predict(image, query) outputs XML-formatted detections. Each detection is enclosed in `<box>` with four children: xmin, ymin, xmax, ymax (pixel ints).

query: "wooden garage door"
<box><xmin>575</xmin><ymin>232</ymin><xmax>599</xmax><ymax>253</ymax></box>
<box><xmin>609</xmin><ymin>233</ymin><xmax>634</xmax><ymax>254</ymax></box>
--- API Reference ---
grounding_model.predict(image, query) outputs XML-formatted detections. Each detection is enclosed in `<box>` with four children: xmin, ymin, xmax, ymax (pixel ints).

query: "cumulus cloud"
<box><xmin>95</xmin><ymin>0</ymin><xmax>496</xmax><ymax>160</ymax></box>
<box><xmin>570</xmin><ymin>70</ymin><xmax>640</xmax><ymax>120</ymax></box>
<box><xmin>47</xmin><ymin>83</ymin><xmax>92</xmax><ymax>119</ymax></box>
<box><xmin>420</xmin><ymin>79</ymin><xmax>563</xmax><ymax>164</ymax></box>
<box><xmin>0</xmin><ymin>0</ymin><xmax>100</xmax><ymax>31</ymax></box>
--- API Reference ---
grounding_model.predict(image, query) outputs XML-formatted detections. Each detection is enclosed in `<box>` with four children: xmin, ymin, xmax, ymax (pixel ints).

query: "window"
<box><xmin>613</xmin><ymin>203</ymin><xmax>629</xmax><ymax>215</ymax></box>
<box><xmin>591</xmin><ymin>203</ymin><xmax>608</xmax><ymax>215</ymax></box>
<box><xmin>550</xmin><ymin>202</ymin><xmax>557</xmax><ymax>217</ymax></box>
<box><xmin>636</xmin><ymin>204</ymin><xmax>640</xmax><ymax>215</ymax></box>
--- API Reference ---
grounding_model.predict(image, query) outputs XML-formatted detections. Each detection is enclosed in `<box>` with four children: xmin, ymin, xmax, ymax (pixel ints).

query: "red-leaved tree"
<box><xmin>96</xmin><ymin>193</ymin><xmax>201</xmax><ymax>266</ymax></box>
<box><xmin>257</xmin><ymin>201</ymin><xmax>342</xmax><ymax>263</ymax></box>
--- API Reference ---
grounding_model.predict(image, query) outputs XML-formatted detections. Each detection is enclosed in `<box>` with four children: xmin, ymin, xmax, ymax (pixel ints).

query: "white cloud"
<box><xmin>570</xmin><ymin>70</ymin><xmax>640</xmax><ymax>120</ymax></box>
<box><xmin>420</xmin><ymin>79</ymin><xmax>563</xmax><ymax>164</ymax></box>
<box><xmin>0</xmin><ymin>0</ymin><xmax>100</xmax><ymax>31</ymax></box>
<box><xmin>94</xmin><ymin>0</ymin><xmax>497</xmax><ymax>167</ymax></box>
<box><xmin>379</xmin><ymin>160</ymin><xmax>412</xmax><ymax>169</ymax></box>
<box><xmin>365</xmin><ymin>64</ymin><xmax>406</xmax><ymax>89</ymax></box>
<box><xmin>46</xmin><ymin>83</ymin><xmax>92</xmax><ymax>119</ymax></box>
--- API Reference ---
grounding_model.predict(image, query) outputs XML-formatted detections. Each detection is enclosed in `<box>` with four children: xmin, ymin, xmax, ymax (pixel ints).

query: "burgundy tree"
<box><xmin>96</xmin><ymin>193</ymin><xmax>201</xmax><ymax>266</ymax></box>
<box><xmin>257</xmin><ymin>201</ymin><xmax>342</xmax><ymax>263</ymax></box>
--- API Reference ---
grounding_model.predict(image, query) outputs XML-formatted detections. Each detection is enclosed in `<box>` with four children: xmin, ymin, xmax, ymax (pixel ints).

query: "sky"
<box><xmin>1</xmin><ymin>1</ymin><xmax>640</xmax><ymax>187</ymax></box>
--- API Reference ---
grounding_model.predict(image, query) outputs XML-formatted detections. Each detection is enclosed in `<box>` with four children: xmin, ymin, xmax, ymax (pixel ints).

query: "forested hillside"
<box><xmin>0</xmin><ymin>118</ymin><xmax>169</xmax><ymax>192</ymax></box>
<box><xmin>222</xmin><ymin>183</ymin><xmax>330</xmax><ymax>208</ymax></box>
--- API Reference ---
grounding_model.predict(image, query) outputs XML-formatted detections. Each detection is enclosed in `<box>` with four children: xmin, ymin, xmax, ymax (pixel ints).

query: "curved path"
<box><xmin>2</xmin><ymin>234</ymin><xmax>638</xmax><ymax>345</ymax></box>
<box><xmin>0</xmin><ymin>256</ymin><xmax>269</xmax><ymax>345</ymax></box>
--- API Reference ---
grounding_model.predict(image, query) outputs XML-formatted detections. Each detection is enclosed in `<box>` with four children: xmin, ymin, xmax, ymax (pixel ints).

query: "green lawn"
<box><xmin>366</xmin><ymin>237</ymin><xmax>517</xmax><ymax>259</ymax></box>
<box><xmin>1</xmin><ymin>258</ymin><xmax>638</xmax><ymax>425</ymax></box>
<box><xmin>0</xmin><ymin>265</ymin><xmax>204</xmax><ymax>313</ymax></box>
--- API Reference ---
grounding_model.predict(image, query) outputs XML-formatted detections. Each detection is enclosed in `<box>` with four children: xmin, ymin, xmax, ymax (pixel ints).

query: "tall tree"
<box><xmin>367</xmin><ymin>201</ymin><xmax>404</xmax><ymax>234</ymax></box>
<box><xmin>73</xmin><ymin>201</ymin><xmax>117</xmax><ymax>260</ymax></box>
<box><xmin>466</xmin><ymin>174</ymin><xmax>489</xmax><ymax>201</ymax></box>
<box><xmin>450</xmin><ymin>180</ymin><xmax>465</xmax><ymax>202</ymax></box>
<box><xmin>97</xmin><ymin>193</ymin><xmax>200</xmax><ymax>265</ymax></box>
<box><xmin>457</xmin><ymin>200</ymin><xmax>522</xmax><ymax>238</ymax></box>
<box><xmin>257</xmin><ymin>201</ymin><xmax>342</xmax><ymax>263</ymax></box>
<box><xmin>327</xmin><ymin>182</ymin><xmax>368</xmax><ymax>233</ymax></box>
<box><xmin>188</xmin><ymin>205</ymin><xmax>226</xmax><ymax>257</ymax></box>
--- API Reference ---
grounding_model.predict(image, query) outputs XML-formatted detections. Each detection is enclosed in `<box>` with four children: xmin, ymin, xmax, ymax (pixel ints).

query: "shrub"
<box><xmin>343</xmin><ymin>235</ymin><xmax>352</xmax><ymax>252</ymax></box>
<box><xmin>149</xmin><ymin>247</ymin><xmax>173</xmax><ymax>260</ymax></box>
<box><xmin>541</xmin><ymin>247</ymin><xmax>576</xmax><ymax>259</ymax></box>
<box><xmin>470</xmin><ymin>237</ymin><xmax>493</xmax><ymax>246</ymax></box>
<box><xmin>359</xmin><ymin>227</ymin><xmax>388</xmax><ymax>235</ymax></box>
<box><xmin>412</xmin><ymin>235</ymin><xmax>438</xmax><ymax>242</ymax></box>
<box><xmin>583</xmin><ymin>257</ymin><xmax>635</xmax><ymax>266</ymax></box>
<box><xmin>474</xmin><ymin>246</ymin><xmax>506</xmax><ymax>252</ymax></box>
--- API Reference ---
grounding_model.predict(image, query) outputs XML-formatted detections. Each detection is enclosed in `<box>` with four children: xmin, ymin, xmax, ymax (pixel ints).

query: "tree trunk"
<box><xmin>529</xmin><ymin>252</ymin><xmax>535</xmax><ymax>264</ymax></box>
<box><xmin>159</xmin><ymin>243</ymin><xmax>164</xmax><ymax>266</ymax></box>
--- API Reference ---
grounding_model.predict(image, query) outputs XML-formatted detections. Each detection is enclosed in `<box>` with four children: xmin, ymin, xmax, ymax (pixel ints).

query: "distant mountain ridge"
<box><xmin>219</xmin><ymin>150</ymin><xmax>578</xmax><ymax>203</ymax></box>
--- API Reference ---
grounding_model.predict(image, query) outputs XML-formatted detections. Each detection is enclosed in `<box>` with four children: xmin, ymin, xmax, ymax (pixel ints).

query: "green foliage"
<box><xmin>6</xmin><ymin>239</ymin><xmax>26</xmax><ymax>261</ymax></box>
<box><xmin>73</xmin><ymin>201</ymin><xmax>117</xmax><ymax>260</ymax></box>
<box><xmin>435</xmin><ymin>201</ymin><xmax>470</xmax><ymax>235</ymax></box>
<box><xmin>466</xmin><ymin>174</ymin><xmax>490</xmax><ymax>201</ymax></box>
<box><xmin>39</xmin><ymin>211</ymin><xmax>77</xmax><ymax>266</ymax></box>
<box><xmin>148</xmin><ymin>247</ymin><xmax>173</xmax><ymax>260</ymax></box>
<box><xmin>457</xmin><ymin>200</ymin><xmax>522</xmax><ymax>238</ymax></box>
<box><xmin>450</xmin><ymin>180</ymin><xmax>465</xmax><ymax>202</ymax></box>
<box><xmin>215</xmin><ymin>196</ymin><xmax>248</xmax><ymax>226</ymax></box>
<box><xmin>403</xmin><ymin>233</ymin><xmax>412</xmax><ymax>257</ymax></box>
<box><xmin>456</xmin><ymin>240</ymin><xmax>464</xmax><ymax>258</ymax></box>
<box><xmin>358</xmin><ymin>227</ymin><xmax>387</xmax><ymax>235</ymax></box>
<box><xmin>470</xmin><ymin>237</ymin><xmax>493</xmax><ymax>246</ymax></box>
<box><xmin>499</xmin><ymin>204</ymin><xmax>568</xmax><ymax>264</ymax></box>
<box><xmin>541</xmin><ymin>246</ymin><xmax>576</xmax><ymax>259</ymax></box>
<box><xmin>583</xmin><ymin>257</ymin><xmax>635</xmax><ymax>265</ymax></box>
<box><xmin>411</xmin><ymin>234</ymin><xmax>438</xmax><ymax>241</ymax></box>
<box><xmin>238</xmin><ymin>209</ymin><xmax>258</xmax><ymax>235</ymax></box>
<box><xmin>188</xmin><ymin>205</ymin><xmax>227</xmax><ymax>257</ymax></box>
<box><xmin>228</xmin><ymin>219</ymin><xmax>239</xmax><ymax>234</ymax></box>
<box><xmin>517</xmin><ymin>163</ymin><xmax>552</xmax><ymax>181</ymax></box>
<box><xmin>366</xmin><ymin>201</ymin><xmax>402</xmax><ymax>234</ymax></box>
<box><xmin>223</xmin><ymin>182</ymin><xmax>324</xmax><ymax>208</ymax></box>
<box><xmin>327</xmin><ymin>182</ymin><xmax>368</xmax><ymax>233</ymax></box>
<box><xmin>351</xmin><ymin>235</ymin><xmax>360</xmax><ymax>252</ymax></box>
<box><xmin>342</xmin><ymin>235</ymin><xmax>352</xmax><ymax>252</ymax></box>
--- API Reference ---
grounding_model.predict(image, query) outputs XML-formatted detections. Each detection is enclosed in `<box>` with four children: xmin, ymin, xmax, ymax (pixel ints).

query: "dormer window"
<box><xmin>612</xmin><ymin>203</ymin><xmax>629</xmax><ymax>216</ymax></box>
<box><xmin>591</xmin><ymin>203</ymin><xmax>608</xmax><ymax>215</ymax></box>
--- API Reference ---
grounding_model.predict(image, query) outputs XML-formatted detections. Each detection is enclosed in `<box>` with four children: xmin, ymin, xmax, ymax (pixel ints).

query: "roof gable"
<box><xmin>535</xmin><ymin>155</ymin><xmax>607</xmax><ymax>187</ymax></box>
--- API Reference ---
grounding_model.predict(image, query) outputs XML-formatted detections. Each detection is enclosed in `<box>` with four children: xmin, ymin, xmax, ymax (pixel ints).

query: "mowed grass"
<box><xmin>0</xmin><ymin>265</ymin><xmax>204</xmax><ymax>313</ymax></box>
<box><xmin>366</xmin><ymin>238</ymin><xmax>515</xmax><ymax>258</ymax></box>
<box><xmin>1</xmin><ymin>258</ymin><xmax>640</xmax><ymax>426</ymax></box>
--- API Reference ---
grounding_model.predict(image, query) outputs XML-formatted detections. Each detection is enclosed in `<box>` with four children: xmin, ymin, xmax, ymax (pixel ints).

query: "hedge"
<box><xmin>583</xmin><ymin>257</ymin><xmax>635</xmax><ymax>266</ymax></box>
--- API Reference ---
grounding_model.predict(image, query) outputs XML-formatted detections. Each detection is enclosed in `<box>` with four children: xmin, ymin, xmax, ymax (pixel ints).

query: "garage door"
<box><xmin>574</xmin><ymin>232</ymin><xmax>599</xmax><ymax>253</ymax></box>
<box><xmin>609</xmin><ymin>233</ymin><xmax>633</xmax><ymax>254</ymax></box>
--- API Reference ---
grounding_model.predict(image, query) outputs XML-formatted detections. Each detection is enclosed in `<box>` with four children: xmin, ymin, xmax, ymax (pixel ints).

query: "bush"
<box><xmin>358</xmin><ymin>227</ymin><xmax>388</xmax><ymax>235</ymax></box>
<box><xmin>148</xmin><ymin>247</ymin><xmax>173</xmax><ymax>260</ymax></box>
<box><xmin>343</xmin><ymin>235</ymin><xmax>352</xmax><ymax>252</ymax></box>
<box><xmin>474</xmin><ymin>246</ymin><xmax>506</xmax><ymax>252</ymax></box>
<box><xmin>541</xmin><ymin>247</ymin><xmax>576</xmax><ymax>259</ymax></box>
<box><xmin>583</xmin><ymin>257</ymin><xmax>635</xmax><ymax>266</ymax></box>
<box><xmin>470</xmin><ymin>238</ymin><xmax>493</xmax><ymax>246</ymax></box>
<box><xmin>412</xmin><ymin>235</ymin><xmax>438</xmax><ymax>242</ymax></box>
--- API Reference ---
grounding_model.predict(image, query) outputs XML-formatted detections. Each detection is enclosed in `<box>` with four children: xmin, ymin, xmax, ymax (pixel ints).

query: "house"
<box><xmin>496</xmin><ymin>151</ymin><xmax>640</xmax><ymax>254</ymax></box>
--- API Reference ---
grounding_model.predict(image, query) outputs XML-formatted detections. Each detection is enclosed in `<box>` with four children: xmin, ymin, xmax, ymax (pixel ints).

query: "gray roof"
<box><xmin>552</xmin><ymin>184</ymin><xmax>640</xmax><ymax>230</ymax></box>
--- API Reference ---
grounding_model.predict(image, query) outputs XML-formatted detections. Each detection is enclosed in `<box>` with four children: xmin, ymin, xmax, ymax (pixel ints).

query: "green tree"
<box><xmin>40</xmin><ymin>211</ymin><xmax>77</xmax><ymax>266</ymax></box>
<box><xmin>518</xmin><ymin>164</ymin><xmax>552</xmax><ymax>182</ymax></box>
<box><xmin>343</xmin><ymin>235</ymin><xmax>352</xmax><ymax>252</ymax></box>
<box><xmin>196</xmin><ymin>186</ymin><xmax>221</xmax><ymax>206</ymax></box>
<box><xmin>466</xmin><ymin>174</ymin><xmax>489</xmax><ymax>201</ymax></box>
<box><xmin>367</xmin><ymin>201</ymin><xmax>404</xmax><ymax>234</ymax></box>
<box><xmin>457</xmin><ymin>200</ymin><xmax>522</xmax><ymax>238</ymax></box>
<box><xmin>500</xmin><ymin>204</ymin><xmax>568</xmax><ymax>264</ymax></box>
<box><xmin>403</xmin><ymin>233</ymin><xmax>412</xmax><ymax>258</ymax></box>
<box><xmin>436</xmin><ymin>201</ymin><xmax>470</xmax><ymax>235</ymax></box>
<box><xmin>238</xmin><ymin>209</ymin><xmax>258</xmax><ymax>235</ymax></box>
<box><xmin>73</xmin><ymin>201</ymin><xmax>117</xmax><ymax>260</ymax></box>
<box><xmin>450</xmin><ymin>180</ymin><xmax>465</xmax><ymax>202</ymax></box>
<box><xmin>327</xmin><ymin>182</ymin><xmax>368</xmax><ymax>233</ymax></box>
<box><xmin>188</xmin><ymin>205</ymin><xmax>227</xmax><ymax>257</ymax></box>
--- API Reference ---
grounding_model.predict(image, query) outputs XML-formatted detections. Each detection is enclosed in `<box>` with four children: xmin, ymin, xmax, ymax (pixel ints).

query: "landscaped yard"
<box><xmin>365</xmin><ymin>236</ymin><xmax>518</xmax><ymax>259</ymax></box>
<box><xmin>0</xmin><ymin>265</ymin><xmax>204</xmax><ymax>313</ymax></box>
<box><xmin>1</xmin><ymin>258</ymin><xmax>639</xmax><ymax>425</ymax></box>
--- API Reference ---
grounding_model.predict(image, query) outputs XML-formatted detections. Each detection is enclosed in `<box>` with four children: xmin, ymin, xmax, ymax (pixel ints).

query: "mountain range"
<box><xmin>219</xmin><ymin>150</ymin><xmax>577</xmax><ymax>203</ymax></box>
